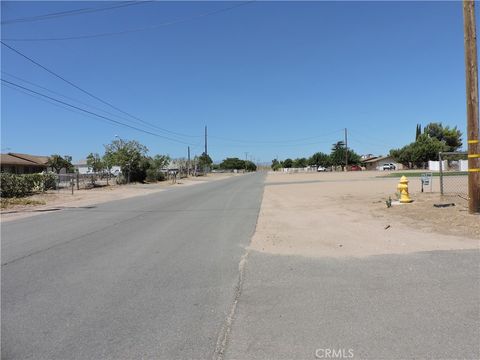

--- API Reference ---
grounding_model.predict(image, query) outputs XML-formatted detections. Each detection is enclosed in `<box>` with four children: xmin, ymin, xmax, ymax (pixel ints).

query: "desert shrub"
<box><xmin>1</xmin><ymin>173</ymin><xmax>27</xmax><ymax>197</ymax></box>
<box><xmin>43</xmin><ymin>173</ymin><xmax>56</xmax><ymax>190</ymax></box>
<box><xmin>0</xmin><ymin>173</ymin><xmax>57</xmax><ymax>198</ymax></box>
<box><xmin>145</xmin><ymin>169</ymin><xmax>166</xmax><ymax>182</ymax></box>
<box><xmin>145</xmin><ymin>168</ymin><xmax>158</xmax><ymax>182</ymax></box>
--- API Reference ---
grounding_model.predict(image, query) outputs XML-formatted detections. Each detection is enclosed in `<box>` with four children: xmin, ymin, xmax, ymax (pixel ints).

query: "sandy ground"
<box><xmin>0</xmin><ymin>173</ymin><xmax>239</xmax><ymax>222</ymax></box>
<box><xmin>250</xmin><ymin>171</ymin><xmax>479</xmax><ymax>258</ymax></box>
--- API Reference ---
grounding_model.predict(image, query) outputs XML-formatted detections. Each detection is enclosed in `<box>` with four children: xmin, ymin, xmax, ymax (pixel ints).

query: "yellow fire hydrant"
<box><xmin>397</xmin><ymin>175</ymin><xmax>413</xmax><ymax>203</ymax></box>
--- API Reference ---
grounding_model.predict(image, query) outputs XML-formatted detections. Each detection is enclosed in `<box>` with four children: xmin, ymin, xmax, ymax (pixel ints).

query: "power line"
<box><xmin>347</xmin><ymin>128</ymin><xmax>392</xmax><ymax>147</ymax></box>
<box><xmin>0</xmin><ymin>70</ymin><xmax>198</xmax><ymax>140</ymax></box>
<box><xmin>349</xmin><ymin>138</ymin><xmax>386</xmax><ymax>152</ymax></box>
<box><xmin>1</xmin><ymin>41</ymin><xmax>200</xmax><ymax>139</ymax></box>
<box><xmin>209</xmin><ymin>128</ymin><xmax>344</xmax><ymax>145</ymax></box>
<box><xmin>1</xmin><ymin>81</ymin><xmax>139</xmax><ymax>130</ymax></box>
<box><xmin>1</xmin><ymin>1</ymin><xmax>152</xmax><ymax>25</ymax></box>
<box><xmin>1</xmin><ymin>79</ymin><xmax>197</xmax><ymax>146</ymax></box>
<box><xmin>2</xmin><ymin>1</ymin><xmax>255</xmax><ymax>42</ymax></box>
<box><xmin>0</xmin><ymin>71</ymin><xmax>156</xmax><ymax>131</ymax></box>
<box><xmin>209</xmin><ymin>138</ymin><xmax>339</xmax><ymax>149</ymax></box>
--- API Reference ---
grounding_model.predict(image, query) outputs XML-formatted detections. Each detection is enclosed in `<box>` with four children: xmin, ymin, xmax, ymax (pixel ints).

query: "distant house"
<box><xmin>360</xmin><ymin>154</ymin><xmax>377</xmax><ymax>161</ymax></box>
<box><xmin>73</xmin><ymin>160</ymin><xmax>91</xmax><ymax>175</ymax></box>
<box><xmin>363</xmin><ymin>155</ymin><xmax>403</xmax><ymax>171</ymax></box>
<box><xmin>0</xmin><ymin>152</ymin><xmax>49</xmax><ymax>174</ymax></box>
<box><xmin>165</xmin><ymin>159</ymin><xmax>186</xmax><ymax>172</ymax></box>
<box><xmin>73</xmin><ymin>160</ymin><xmax>121</xmax><ymax>176</ymax></box>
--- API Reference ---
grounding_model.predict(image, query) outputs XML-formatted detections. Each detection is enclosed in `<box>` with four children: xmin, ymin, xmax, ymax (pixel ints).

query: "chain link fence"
<box><xmin>439</xmin><ymin>152</ymin><xmax>468</xmax><ymax>198</ymax></box>
<box><xmin>54</xmin><ymin>173</ymin><xmax>116</xmax><ymax>193</ymax></box>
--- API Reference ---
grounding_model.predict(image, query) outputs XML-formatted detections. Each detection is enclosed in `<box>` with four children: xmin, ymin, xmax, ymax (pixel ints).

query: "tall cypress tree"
<box><xmin>415</xmin><ymin>124</ymin><xmax>422</xmax><ymax>140</ymax></box>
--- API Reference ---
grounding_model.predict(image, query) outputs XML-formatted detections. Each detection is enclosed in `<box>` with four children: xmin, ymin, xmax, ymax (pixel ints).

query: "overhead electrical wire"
<box><xmin>1</xmin><ymin>41</ymin><xmax>200</xmax><ymax>139</ymax></box>
<box><xmin>1</xmin><ymin>1</ymin><xmax>152</xmax><ymax>25</ymax></box>
<box><xmin>2</xmin><ymin>78</ymin><xmax>201</xmax><ymax>152</ymax></box>
<box><xmin>347</xmin><ymin>128</ymin><xmax>392</xmax><ymax>148</ymax></box>
<box><xmin>2</xmin><ymin>69</ymin><xmax>344</xmax><ymax>148</ymax></box>
<box><xmin>2</xmin><ymin>1</ymin><xmax>255</xmax><ymax>41</ymax></box>
<box><xmin>2</xmin><ymin>78</ymin><xmax>342</xmax><ymax>150</ymax></box>
<box><xmin>3</xmin><ymin>76</ymin><xmax>342</xmax><ymax>150</ymax></box>
<box><xmin>211</xmin><ymin>139</ymin><xmax>341</xmax><ymax>149</ymax></box>
<box><xmin>1</xmin><ymin>79</ymin><xmax>197</xmax><ymax>146</ymax></box>
<box><xmin>0</xmin><ymin>70</ymin><xmax>192</xmax><ymax>137</ymax></box>
<box><xmin>1</xmin><ymin>81</ymin><xmax>140</xmax><ymax>130</ymax></box>
<box><xmin>209</xmin><ymin>128</ymin><xmax>344</xmax><ymax>145</ymax></box>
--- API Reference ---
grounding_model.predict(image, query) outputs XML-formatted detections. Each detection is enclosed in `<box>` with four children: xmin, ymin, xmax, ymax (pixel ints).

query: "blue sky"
<box><xmin>0</xmin><ymin>1</ymin><xmax>474</xmax><ymax>163</ymax></box>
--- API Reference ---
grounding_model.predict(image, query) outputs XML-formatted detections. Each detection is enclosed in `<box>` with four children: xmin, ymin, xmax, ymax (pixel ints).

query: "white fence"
<box><xmin>428</xmin><ymin>160</ymin><xmax>447</xmax><ymax>172</ymax></box>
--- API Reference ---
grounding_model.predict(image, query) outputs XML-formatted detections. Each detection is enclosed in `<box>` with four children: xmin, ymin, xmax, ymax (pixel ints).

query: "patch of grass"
<box><xmin>1</xmin><ymin>197</ymin><xmax>46</xmax><ymax>209</ymax></box>
<box><xmin>378</xmin><ymin>171</ymin><xmax>468</xmax><ymax>178</ymax></box>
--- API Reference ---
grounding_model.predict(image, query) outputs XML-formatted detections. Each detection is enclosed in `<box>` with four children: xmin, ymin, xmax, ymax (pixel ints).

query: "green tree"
<box><xmin>423</xmin><ymin>123</ymin><xmax>444</xmax><ymax>141</ymax></box>
<box><xmin>47</xmin><ymin>154</ymin><xmax>74</xmax><ymax>174</ymax></box>
<box><xmin>104</xmin><ymin>138</ymin><xmax>148</xmax><ymax>183</ymax></box>
<box><xmin>330</xmin><ymin>141</ymin><xmax>361</xmax><ymax>169</ymax></box>
<box><xmin>145</xmin><ymin>154</ymin><xmax>170</xmax><ymax>182</ymax></box>
<box><xmin>86</xmin><ymin>153</ymin><xmax>104</xmax><ymax>173</ymax></box>
<box><xmin>308</xmin><ymin>152</ymin><xmax>331</xmax><ymax>167</ymax></box>
<box><xmin>271</xmin><ymin>159</ymin><xmax>282</xmax><ymax>171</ymax></box>
<box><xmin>102</xmin><ymin>151</ymin><xmax>116</xmax><ymax>178</ymax></box>
<box><xmin>151</xmin><ymin>154</ymin><xmax>170</xmax><ymax>170</ymax></box>
<box><xmin>410</xmin><ymin>134</ymin><xmax>449</xmax><ymax>167</ymax></box>
<box><xmin>198</xmin><ymin>152</ymin><xmax>213</xmax><ymax>171</ymax></box>
<box><xmin>330</xmin><ymin>141</ymin><xmax>346</xmax><ymax>168</ymax></box>
<box><xmin>390</xmin><ymin>133</ymin><xmax>449</xmax><ymax>168</ymax></box>
<box><xmin>423</xmin><ymin>122</ymin><xmax>462</xmax><ymax>151</ymax></box>
<box><xmin>64</xmin><ymin>156</ymin><xmax>74</xmax><ymax>172</ymax></box>
<box><xmin>245</xmin><ymin>161</ymin><xmax>257</xmax><ymax>171</ymax></box>
<box><xmin>416</xmin><ymin>124</ymin><xmax>422</xmax><ymax>140</ymax></box>
<box><xmin>347</xmin><ymin>150</ymin><xmax>361</xmax><ymax>165</ymax></box>
<box><xmin>219</xmin><ymin>157</ymin><xmax>245</xmax><ymax>170</ymax></box>
<box><xmin>293</xmin><ymin>158</ymin><xmax>308</xmax><ymax>168</ymax></box>
<box><xmin>282</xmin><ymin>158</ymin><xmax>293</xmax><ymax>168</ymax></box>
<box><xmin>132</xmin><ymin>156</ymin><xmax>151</xmax><ymax>182</ymax></box>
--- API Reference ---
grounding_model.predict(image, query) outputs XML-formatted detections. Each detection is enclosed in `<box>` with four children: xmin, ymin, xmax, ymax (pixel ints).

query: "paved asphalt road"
<box><xmin>2</xmin><ymin>173</ymin><xmax>265</xmax><ymax>360</ymax></box>
<box><xmin>3</xmin><ymin>172</ymin><xmax>479</xmax><ymax>360</ymax></box>
<box><xmin>225</xmin><ymin>250</ymin><xmax>480</xmax><ymax>359</ymax></box>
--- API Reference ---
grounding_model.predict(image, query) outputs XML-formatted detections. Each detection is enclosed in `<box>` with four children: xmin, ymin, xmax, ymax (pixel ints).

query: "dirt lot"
<box><xmin>0</xmin><ymin>173</ymin><xmax>239</xmax><ymax>222</ymax></box>
<box><xmin>250</xmin><ymin>171</ymin><xmax>479</xmax><ymax>258</ymax></box>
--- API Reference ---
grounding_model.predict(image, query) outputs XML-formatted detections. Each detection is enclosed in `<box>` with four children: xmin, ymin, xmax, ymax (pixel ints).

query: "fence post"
<box><xmin>76</xmin><ymin>172</ymin><xmax>80</xmax><ymax>190</ymax></box>
<box><xmin>439</xmin><ymin>152</ymin><xmax>444</xmax><ymax>195</ymax></box>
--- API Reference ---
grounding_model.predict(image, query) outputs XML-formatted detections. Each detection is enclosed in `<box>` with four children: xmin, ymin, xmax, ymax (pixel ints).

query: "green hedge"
<box><xmin>145</xmin><ymin>168</ymin><xmax>166</xmax><ymax>182</ymax></box>
<box><xmin>0</xmin><ymin>173</ymin><xmax>56</xmax><ymax>198</ymax></box>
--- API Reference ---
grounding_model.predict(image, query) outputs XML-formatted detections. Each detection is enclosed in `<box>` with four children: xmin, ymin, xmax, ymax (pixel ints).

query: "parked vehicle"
<box><xmin>317</xmin><ymin>166</ymin><xmax>326</xmax><ymax>172</ymax></box>
<box><xmin>382</xmin><ymin>163</ymin><xmax>396</xmax><ymax>170</ymax></box>
<box><xmin>349</xmin><ymin>165</ymin><xmax>362</xmax><ymax>171</ymax></box>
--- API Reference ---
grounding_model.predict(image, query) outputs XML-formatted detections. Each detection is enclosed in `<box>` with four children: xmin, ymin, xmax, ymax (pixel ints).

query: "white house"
<box><xmin>363</xmin><ymin>155</ymin><xmax>403</xmax><ymax>171</ymax></box>
<box><xmin>73</xmin><ymin>160</ymin><xmax>121</xmax><ymax>176</ymax></box>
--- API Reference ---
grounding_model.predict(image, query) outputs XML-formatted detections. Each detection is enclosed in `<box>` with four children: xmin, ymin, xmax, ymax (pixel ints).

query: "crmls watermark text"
<box><xmin>315</xmin><ymin>348</ymin><xmax>354</xmax><ymax>359</ymax></box>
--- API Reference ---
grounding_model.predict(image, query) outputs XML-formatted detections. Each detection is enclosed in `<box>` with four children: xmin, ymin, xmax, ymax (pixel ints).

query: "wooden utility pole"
<box><xmin>344</xmin><ymin>128</ymin><xmax>348</xmax><ymax>171</ymax></box>
<box><xmin>463</xmin><ymin>0</ymin><xmax>480</xmax><ymax>214</ymax></box>
<box><xmin>187</xmin><ymin>146</ymin><xmax>191</xmax><ymax>177</ymax></box>
<box><xmin>204</xmin><ymin>126</ymin><xmax>208</xmax><ymax>156</ymax></box>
